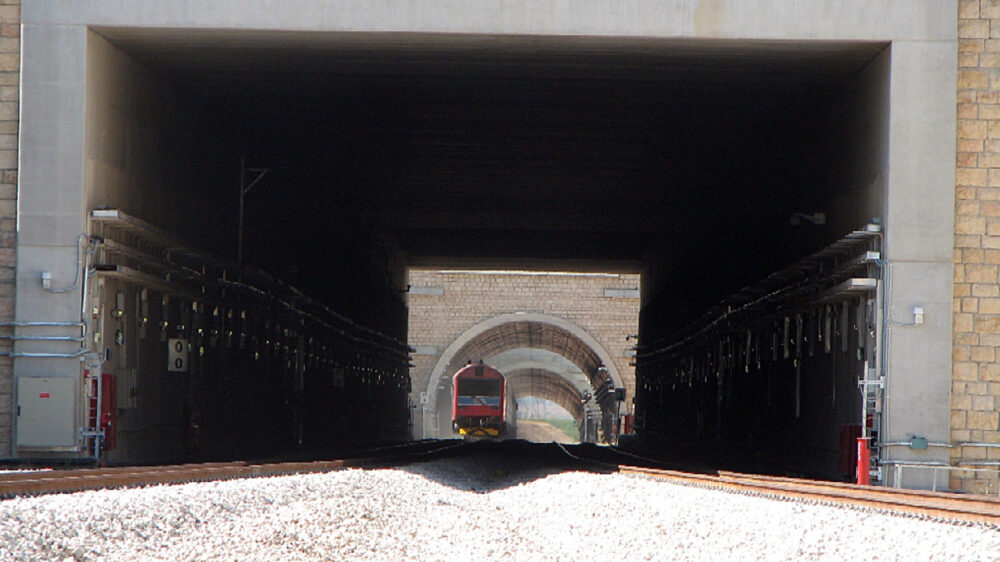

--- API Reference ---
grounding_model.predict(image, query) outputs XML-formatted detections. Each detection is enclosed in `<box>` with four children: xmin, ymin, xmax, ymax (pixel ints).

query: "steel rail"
<box><xmin>552</xmin><ymin>442</ymin><xmax>999</xmax><ymax>525</ymax></box>
<box><xmin>618</xmin><ymin>465</ymin><xmax>1000</xmax><ymax>526</ymax></box>
<box><xmin>0</xmin><ymin>441</ymin><xmax>468</xmax><ymax>499</ymax></box>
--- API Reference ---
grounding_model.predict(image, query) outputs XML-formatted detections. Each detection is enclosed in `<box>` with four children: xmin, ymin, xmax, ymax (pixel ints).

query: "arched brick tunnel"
<box><xmin>506</xmin><ymin>368</ymin><xmax>587</xmax><ymax>433</ymax></box>
<box><xmin>422</xmin><ymin>313</ymin><xmax>627</xmax><ymax>440</ymax></box>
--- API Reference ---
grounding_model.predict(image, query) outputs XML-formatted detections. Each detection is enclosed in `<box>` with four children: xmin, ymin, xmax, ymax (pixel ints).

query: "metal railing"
<box><xmin>881</xmin><ymin>460</ymin><xmax>1000</xmax><ymax>496</ymax></box>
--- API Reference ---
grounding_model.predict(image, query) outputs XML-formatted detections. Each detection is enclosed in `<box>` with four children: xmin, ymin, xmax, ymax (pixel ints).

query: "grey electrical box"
<box><xmin>16</xmin><ymin>377</ymin><xmax>76</xmax><ymax>449</ymax></box>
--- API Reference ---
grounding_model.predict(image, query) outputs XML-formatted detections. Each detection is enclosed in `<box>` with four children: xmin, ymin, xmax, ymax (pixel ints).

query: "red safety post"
<box><xmin>856</xmin><ymin>436</ymin><xmax>870</xmax><ymax>485</ymax></box>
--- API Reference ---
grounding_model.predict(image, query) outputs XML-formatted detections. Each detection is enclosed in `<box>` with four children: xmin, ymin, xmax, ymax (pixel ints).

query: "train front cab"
<box><xmin>451</xmin><ymin>362</ymin><xmax>509</xmax><ymax>438</ymax></box>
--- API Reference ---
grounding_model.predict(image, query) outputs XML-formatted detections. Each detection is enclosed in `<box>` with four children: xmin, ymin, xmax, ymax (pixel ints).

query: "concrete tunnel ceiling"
<box><xmin>92</xmin><ymin>27</ymin><xmax>889</xmax><ymax>325</ymax></box>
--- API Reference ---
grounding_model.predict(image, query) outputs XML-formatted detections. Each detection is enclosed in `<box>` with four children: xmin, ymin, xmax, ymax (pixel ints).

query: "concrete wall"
<box><xmin>10</xmin><ymin>21</ymin><xmax>236</xmax><ymax>457</ymax></box>
<box><xmin>85</xmin><ymin>32</ymin><xmax>237</xmax><ymax>254</ymax></box>
<box><xmin>808</xmin><ymin>48</ymin><xmax>890</xmax><ymax>242</ymax></box>
<box><xmin>21</xmin><ymin>1</ymin><xmax>955</xmax><ymax>39</ymax></box>
<box><xmin>13</xmin><ymin>0</ymin><xmax>962</xmax><ymax>484</ymax></box>
<box><xmin>878</xmin><ymin>36</ymin><xmax>958</xmax><ymax>487</ymax></box>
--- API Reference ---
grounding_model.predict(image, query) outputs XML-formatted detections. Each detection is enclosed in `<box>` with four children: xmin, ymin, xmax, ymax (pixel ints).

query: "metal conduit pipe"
<box><xmin>0</xmin><ymin>234</ymin><xmax>95</xmax><ymax>358</ymax></box>
<box><xmin>76</xmin><ymin>236</ymin><xmax>97</xmax><ymax>351</ymax></box>
<box><xmin>878</xmin><ymin>459</ymin><xmax>950</xmax><ymax>466</ymax></box>
<box><xmin>0</xmin><ymin>335</ymin><xmax>87</xmax><ymax>342</ymax></box>
<box><xmin>43</xmin><ymin>234</ymin><xmax>97</xmax><ymax>294</ymax></box>
<box><xmin>0</xmin><ymin>322</ymin><xmax>90</xmax><ymax>343</ymax></box>
<box><xmin>0</xmin><ymin>321</ymin><xmax>85</xmax><ymax>327</ymax></box>
<box><xmin>6</xmin><ymin>349</ymin><xmax>89</xmax><ymax>359</ymax></box>
<box><xmin>878</xmin><ymin>441</ymin><xmax>1000</xmax><ymax>450</ymax></box>
<box><xmin>0</xmin><ymin>344</ymin><xmax>91</xmax><ymax>358</ymax></box>
<box><xmin>877</xmin><ymin>441</ymin><xmax>954</xmax><ymax>449</ymax></box>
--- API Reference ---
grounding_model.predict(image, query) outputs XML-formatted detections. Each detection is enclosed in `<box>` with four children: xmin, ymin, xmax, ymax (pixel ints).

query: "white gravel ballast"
<box><xmin>1</xmin><ymin>454</ymin><xmax>999</xmax><ymax>561</ymax></box>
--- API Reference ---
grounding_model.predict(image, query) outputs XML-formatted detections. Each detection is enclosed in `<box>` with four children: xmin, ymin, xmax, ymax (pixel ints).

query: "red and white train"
<box><xmin>451</xmin><ymin>361</ymin><xmax>517</xmax><ymax>438</ymax></box>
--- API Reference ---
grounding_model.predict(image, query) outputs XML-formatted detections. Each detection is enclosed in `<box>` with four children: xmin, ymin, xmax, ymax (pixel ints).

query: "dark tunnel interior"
<box><xmin>95</xmin><ymin>29</ymin><xmax>887</xmax><ymax>319</ymax></box>
<box><xmin>86</xmin><ymin>28</ymin><xmax>890</xmax><ymax>466</ymax></box>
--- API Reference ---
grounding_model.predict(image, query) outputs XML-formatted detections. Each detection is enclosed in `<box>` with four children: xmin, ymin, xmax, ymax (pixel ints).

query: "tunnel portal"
<box><xmin>32</xmin><ymin>29</ymin><xmax>890</xmax><ymax>460</ymax></box>
<box><xmin>13</xmin><ymin>4</ymin><xmax>956</xmax><ymax>487</ymax></box>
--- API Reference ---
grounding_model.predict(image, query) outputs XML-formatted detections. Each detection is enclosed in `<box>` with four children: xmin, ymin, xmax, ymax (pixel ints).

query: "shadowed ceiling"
<box><xmin>97</xmin><ymin>28</ymin><xmax>884</xmax><ymax>277</ymax></box>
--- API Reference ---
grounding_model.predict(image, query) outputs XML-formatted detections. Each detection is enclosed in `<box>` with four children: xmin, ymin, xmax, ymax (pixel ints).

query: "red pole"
<box><xmin>856</xmin><ymin>436</ymin><xmax>870</xmax><ymax>485</ymax></box>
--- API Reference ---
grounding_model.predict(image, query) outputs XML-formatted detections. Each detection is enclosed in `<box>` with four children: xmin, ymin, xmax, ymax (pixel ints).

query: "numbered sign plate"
<box><xmin>167</xmin><ymin>338</ymin><xmax>190</xmax><ymax>372</ymax></box>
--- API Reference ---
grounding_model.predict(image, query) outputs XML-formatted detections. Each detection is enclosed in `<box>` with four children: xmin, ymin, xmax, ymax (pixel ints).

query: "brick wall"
<box><xmin>954</xmin><ymin>0</ymin><xmax>1000</xmax><ymax>494</ymax></box>
<box><xmin>407</xmin><ymin>270</ymin><xmax>639</xmax><ymax>433</ymax></box>
<box><xmin>0</xmin><ymin>0</ymin><xmax>16</xmax><ymax>457</ymax></box>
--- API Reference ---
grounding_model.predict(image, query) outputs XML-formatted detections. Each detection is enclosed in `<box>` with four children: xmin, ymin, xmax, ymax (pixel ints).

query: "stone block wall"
<box><xmin>0</xmin><ymin>0</ymin><xmax>17</xmax><ymax>457</ymax></box>
<box><xmin>408</xmin><ymin>270</ymin><xmax>640</xmax><ymax>430</ymax></box>
<box><xmin>954</xmin><ymin>0</ymin><xmax>1000</xmax><ymax>494</ymax></box>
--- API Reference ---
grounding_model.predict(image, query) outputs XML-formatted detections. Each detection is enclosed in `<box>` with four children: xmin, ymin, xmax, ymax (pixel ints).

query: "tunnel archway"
<box><xmin>506</xmin><ymin>368</ymin><xmax>585</xmax><ymax>420</ymax></box>
<box><xmin>488</xmin><ymin>350</ymin><xmax>592</xmax><ymax>440</ymax></box>
<box><xmin>423</xmin><ymin>312</ymin><xmax>623</xmax><ymax>439</ymax></box>
<box><xmin>505</xmin><ymin>367</ymin><xmax>589</xmax><ymax>441</ymax></box>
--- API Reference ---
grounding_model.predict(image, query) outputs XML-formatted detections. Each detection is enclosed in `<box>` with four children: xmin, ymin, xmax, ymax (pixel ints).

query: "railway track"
<box><xmin>0</xmin><ymin>440</ymin><xmax>468</xmax><ymax>499</ymax></box>
<box><xmin>618</xmin><ymin>466</ymin><xmax>1000</xmax><ymax>526</ymax></box>
<box><xmin>3</xmin><ymin>439</ymin><xmax>998</xmax><ymax>528</ymax></box>
<box><xmin>556</xmin><ymin>443</ymin><xmax>1000</xmax><ymax>527</ymax></box>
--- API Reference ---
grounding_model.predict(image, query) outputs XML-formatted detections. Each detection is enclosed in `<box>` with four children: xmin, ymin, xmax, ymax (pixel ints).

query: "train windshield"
<box><xmin>456</xmin><ymin>378</ymin><xmax>501</xmax><ymax>407</ymax></box>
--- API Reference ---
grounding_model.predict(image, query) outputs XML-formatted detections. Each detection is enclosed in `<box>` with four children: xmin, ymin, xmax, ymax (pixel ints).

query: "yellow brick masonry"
<box><xmin>0</xmin><ymin>0</ymin><xmax>15</xmax><ymax>457</ymax></box>
<box><xmin>955</xmin><ymin>0</ymin><xmax>1000</xmax><ymax>494</ymax></box>
<box><xmin>0</xmin><ymin>0</ymin><xmax>16</xmax><ymax>457</ymax></box>
<box><xmin>407</xmin><ymin>270</ymin><xmax>639</xmax><ymax>417</ymax></box>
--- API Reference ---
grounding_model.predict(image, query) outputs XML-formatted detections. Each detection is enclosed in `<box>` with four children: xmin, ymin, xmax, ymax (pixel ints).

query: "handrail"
<box><xmin>880</xmin><ymin>460</ymin><xmax>1000</xmax><ymax>496</ymax></box>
